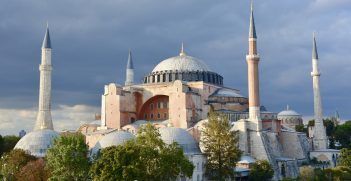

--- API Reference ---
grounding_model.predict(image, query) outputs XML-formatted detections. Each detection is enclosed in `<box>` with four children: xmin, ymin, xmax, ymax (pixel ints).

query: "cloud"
<box><xmin>0</xmin><ymin>104</ymin><xmax>99</xmax><ymax>135</ymax></box>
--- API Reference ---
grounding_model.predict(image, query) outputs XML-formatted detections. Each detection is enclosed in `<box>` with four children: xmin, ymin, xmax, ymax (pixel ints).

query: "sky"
<box><xmin>0</xmin><ymin>0</ymin><xmax>350</xmax><ymax>135</ymax></box>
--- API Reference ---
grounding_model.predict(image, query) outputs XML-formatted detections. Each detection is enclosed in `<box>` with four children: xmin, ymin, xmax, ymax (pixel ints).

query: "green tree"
<box><xmin>0</xmin><ymin>149</ymin><xmax>36</xmax><ymax>181</ymax></box>
<box><xmin>46</xmin><ymin>133</ymin><xmax>89</xmax><ymax>181</ymax></box>
<box><xmin>201</xmin><ymin>108</ymin><xmax>241</xmax><ymax>181</ymax></box>
<box><xmin>248</xmin><ymin>160</ymin><xmax>274</xmax><ymax>181</ymax></box>
<box><xmin>90</xmin><ymin>123</ymin><xmax>194</xmax><ymax>181</ymax></box>
<box><xmin>298</xmin><ymin>166</ymin><xmax>315</xmax><ymax>181</ymax></box>
<box><xmin>0</xmin><ymin>135</ymin><xmax>20</xmax><ymax>157</ymax></box>
<box><xmin>338</xmin><ymin>148</ymin><xmax>351</xmax><ymax>167</ymax></box>
<box><xmin>334</xmin><ymin>121</ymin><xmax>351</xmax><ymax>148</ymax></box>
<box><xmin>295</xmin><ymin>125</ymin><xmax>307</xmax><ymax>134</ymax></box>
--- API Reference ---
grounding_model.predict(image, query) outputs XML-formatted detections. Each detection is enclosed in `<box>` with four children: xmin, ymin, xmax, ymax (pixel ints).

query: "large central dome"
<box><xmin>143</xmin><ymin>46</ymin><xmax>223</xmax><ymax>86</ymax></box>
<box><xmin>152</xmin><ymin>54</ymin><xmax>211</xmax><ymax>73</ymax></box>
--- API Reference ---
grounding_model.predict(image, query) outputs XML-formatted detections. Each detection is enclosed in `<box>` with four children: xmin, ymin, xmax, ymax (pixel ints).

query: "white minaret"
<box><xmin>311</xmin><ymin>33</ymin><xmax>328</xmax><ymax>150</ymax></box>
<box><xmin>34</xmin><ymin>25</ymin><xmax>54</xmax><ymax>131</ymax></box>
<box><xmin>246</xmin><ymin>1</ymin><xmax>262</xmax><ymax>130</ymax></box>
<box><xmin>125</xmin><ymin>50</ymin><xmax>134</xmax><ymax>86</ymax></box>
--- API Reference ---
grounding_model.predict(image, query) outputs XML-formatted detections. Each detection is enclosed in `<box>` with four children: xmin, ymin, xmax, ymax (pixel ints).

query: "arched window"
<box><xmin>150</xmin><ymin>114</ymin><xmax>154</xmax><ymax>119</ymax></box>
<box><xmin>169</xmin><ymin>74</ymin><xmax>172</xmax><ymax>81</ymax></box>
<box><xmin>157</xmin><ymin>113</ymin><xmax>161</xmax><ymax>119</ymax></box>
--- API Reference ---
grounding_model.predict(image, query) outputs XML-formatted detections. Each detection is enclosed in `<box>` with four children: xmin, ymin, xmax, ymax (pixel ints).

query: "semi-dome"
<box><xmin>91</xmin><ymin>131</ymin><xmax>135</xmax><ymax>155</ymax></box>
<box><xmin>152</xmin><ymin>54</ymin><xmax>210</xmax><ymax>73</ymax></box>
<box><xmin>159</xmin><ymin>127</ymin><xmax>200</xmax><ymax>154</ymax></box>
<box><xmin>14</xmin><ymin>129</ymin><xmax>59</xmax><ymax>157</ymax></box>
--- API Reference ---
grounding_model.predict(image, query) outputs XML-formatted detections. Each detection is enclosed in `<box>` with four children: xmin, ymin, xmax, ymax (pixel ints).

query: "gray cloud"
<box><xmin>0</xmin><ymin>0</ymin><xmax>351</xmax><ymax>134</ymax></box>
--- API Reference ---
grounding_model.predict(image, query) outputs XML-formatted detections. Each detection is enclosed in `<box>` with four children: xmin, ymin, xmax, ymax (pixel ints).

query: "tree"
<box><xmin>248</xmin><ymin>160</ymin><xmax>274</xmax><ymax>181</ymax></box>
<box><xmin>334</xmin><ymin>121</ymin><xmax>351</xmax><ymax>148</ymax></box>
<box><xmin>90</xmin><ymin>123</ymin><xmax>194</xmax><ymax>181</ymax></box>
<box><xmin>298</xmin><ymin>166</ymin><xmax>315</xmax><ymax>181</ymax></box>
<box><xmin>338</xmin><ymin>148</ymin><xmax>351</xmax><ymax>167</ymax></box>
<box><xmin>0</xmin><ymin>149</ymin><xmax>36</xmax><ymax>180</ymax></box>
<box><xmin>0</xmin><ymin>135</ymin><xmax>20</xmax><ymax>157</ymax></box>
<box><xmin>16</xmin><ymin>159</ymin><xmax>50</xmax><ymax>181</ymax></box>
<box><xmin>295</xmin><ymin>125</ymin><xmax>307</xmax><ymax>134</ymax></box>
<box><xmin>46</xmin><ymin>133</ymin><xmax>90</xmax><ymax>181</ymax></box>
<box><xmin>201</xmin><ymin>108</ymin><xmax>241</xmax><ymax>181</ymax></box>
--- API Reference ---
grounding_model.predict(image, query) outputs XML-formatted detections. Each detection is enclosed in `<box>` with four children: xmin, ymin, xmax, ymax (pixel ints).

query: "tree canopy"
<box><xmin>16</xmin><ymin>158</ymin><xmax>50</xmax><ymax>181</ymax></box>
<box><xmin>201</xmin><ymin>108</ymin><xmax>241</xmax><ymax>181</ymax></box>
<box><xmin>90</xmin><ymin>123</ymin><xmax>194</xmax><ymax>181</ymax></box>
<box><xmin>0</xmin><ymin>135</ymin><xmax>20</xmax><ymax>157</ymax></box>
<box><xmin>248</xmin><ymin>160</ymin><xmax>274</xmax><ymax>181</ymax></box>
<box><xmin>334</xmin><ymin>121</ymin><xmax>351</xmax><ymax>148</ymax></box>
<box><xmin>338</xmin><ymin>148</ymin><xmax>351</xmax><ymax>168</ymax></box>
<box><xmin>0</xmin><ymin>149</ymin><xmax>36</xmax><ymax>180</ymax></box>
<box><xmin>46</xmin><ymin>133</ymin><xmax>90</xmax><ymax>181</ymax></box>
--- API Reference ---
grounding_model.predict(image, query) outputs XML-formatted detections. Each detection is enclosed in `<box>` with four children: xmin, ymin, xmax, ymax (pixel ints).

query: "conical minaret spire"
<box><xmin>34</xmin><ymin>25</ymin><xmax>54</xmax><ymax>130</ymax></box>
<box><xmin>125</xmin><ymin>50</ymin><xmax>134</xmax><ymax>86</ymax></box>
<box><xmin>246</xmin><ymin>0</ymin><xmax>261</xmax><ymax>130</ymax></box>
<box><xmin>311</xmin><ymin>33</ymin><xmax>327</xmax><ymax>150</ymax></box>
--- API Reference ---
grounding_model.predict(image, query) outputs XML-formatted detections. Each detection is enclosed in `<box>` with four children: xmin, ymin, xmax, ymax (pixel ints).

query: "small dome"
<box><xmin>238</xmin><ymin>155</ymin><xmax>256</xmax><ymax>164</ymax></box>
<box><xmin>15</xmin><ymin>129</ymin><xmax>59</xmax><ymax>157</ymax></box>
<box><xmin>159</xmin><ymin>127</ymin><xmax>200</xmax><ymax>154</ymax></box>
<box><xmin>152</xmin><ymin>54</ymin><xmax>210</xmax><ymax>73</ymax></box>
<box><xmin>278</xmin><ymin>106</ymin><xmax>301</xmax><ymax>117</ymax></box>
<box><xmin>92</xmin><ymin>131</ymin><xmax>135</xmax><ymax>155</ymax></box>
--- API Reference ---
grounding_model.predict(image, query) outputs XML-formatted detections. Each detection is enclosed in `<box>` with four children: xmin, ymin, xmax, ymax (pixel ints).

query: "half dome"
<box><xmin>91</xmin><ymin>131</ymin><xmax>135</xmax><ymax>155</ymax></box>
<box><xmin>159</xmin><ymin>127</ymin><xmax>200</xmax><ymax>154</ymax></box>
<box><xmin>14</xmin><ymin>129</ymin><xmax>59</xmax><ymax>157</ymax></box>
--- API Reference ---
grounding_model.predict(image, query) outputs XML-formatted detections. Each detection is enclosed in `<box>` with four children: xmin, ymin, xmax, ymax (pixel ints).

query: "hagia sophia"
<box><xmin>14</xmin><ymin>2</ymin><xmax>341</xmax><ymax>181</ymax></box>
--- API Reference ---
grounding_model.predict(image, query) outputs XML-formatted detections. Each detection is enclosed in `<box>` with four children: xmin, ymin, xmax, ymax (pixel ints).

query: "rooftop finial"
<box><xmin>312</xmin><ymin>32</ymin><xmax>318</xmax><ymax>59</ymax></box>
<box><xmin>179</xmin><ymin>42</ymin><xmax>186</xmax><ymax>56</ymax></box>
<box><xmin>286</xmin><ymin>105</ymin><xmax>290</xmax><ymax>110</ymax></box>
<box><xmin>249</xmin><ymin>0</ymin><xmax>257</xmax><ymax>39</ymax></box>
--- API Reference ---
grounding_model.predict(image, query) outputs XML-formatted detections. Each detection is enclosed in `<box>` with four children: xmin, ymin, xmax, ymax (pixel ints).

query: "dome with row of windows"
<box><xmin>144</xmin><ymin>48</ymin><xmax>223</xmax><ymax>86</ymax></box>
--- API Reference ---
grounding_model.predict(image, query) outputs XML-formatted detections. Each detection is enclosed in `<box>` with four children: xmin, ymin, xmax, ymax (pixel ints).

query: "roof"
<box><xmin>249</xmin><ymin>1</ymin><xmax>257</xmax><ymax>39</ymax></box>
<box><xmin>312</xmin><ymin>33</ymin><xmax>318</xmax><ymax>60</ymax></box>
<box><xmin>126</xmin><ymin>50</ymin><xmax>134</xmax><ymax>69</ymax></box>
<box><xmin>210</xmin><ymin>88</ymin><xmax>244</xmax><ymax>98</ymax></box>
<box><xmin>238</xmin><ymin>155</ymin><xmax>256</xmax><ymax>164</ymax></box>
<box><xmin>14</xmin><ymin>129</ymin><xmax>59</xmax><ymax>157</ymax></box>
<box><xmin>278</xmin><ymin>106</ymin><xmax>301</xmax><ymax>117</ymax></box>
<box><xmin>159</xmin><ymin>127</ymin><xmax>201</xmax><ymax>154</ymax></box>
<box><xmin>152</xmin><ymin>54</ymin><xmax>211</xmax><ymax>73</ymax></box>
<box><xmin>42</xmin><ymin>26</ymin><xmax>51</xmax><ymax>49</ymax></box>
<box><xmin>91</xmin><ymin>131</ymin><xmax>135</xmax><ymax>155</ymax></box>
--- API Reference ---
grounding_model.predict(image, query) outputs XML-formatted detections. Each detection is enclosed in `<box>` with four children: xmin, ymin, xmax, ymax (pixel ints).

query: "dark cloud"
<box><xmin>0</xmin><ymin>0</ymin><xmax>351</xmax><ymax>134</ymax></box>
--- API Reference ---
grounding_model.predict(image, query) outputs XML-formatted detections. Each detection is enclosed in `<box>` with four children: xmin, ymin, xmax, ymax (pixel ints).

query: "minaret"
<box><xmin>246</xmin><ymin>1</ymin><xmax>261</xmax><ymax>130</ymax></box>
<box><xmin>311</xmin><ymin>33</ymin><xmax>328</xmax><ymax>150</ymax></box>
<box><xmin>34</xmin><ymin>25</ymin><xmax>54</xmax><ymax>131</ymax></box>
<box><xmin>125</xmin><ymin>50</ymin><xmax>134</xmax><ymax>86</ymax></box>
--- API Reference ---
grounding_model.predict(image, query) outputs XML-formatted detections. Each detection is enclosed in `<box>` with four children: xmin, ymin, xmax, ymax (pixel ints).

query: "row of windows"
<box><xmin>144</xmin><ymin>113</ymin><xmax>168</xmax><ymax>119</ymax></box>
<box><xmin>150</xmin><ymin>101</ymin><xmax>168</xmax><ymax>109</ymax></box>
<box><xmin>143</xmin><ymin>72</ymin><xmax>223</xmax><ymax>85</ymax></box>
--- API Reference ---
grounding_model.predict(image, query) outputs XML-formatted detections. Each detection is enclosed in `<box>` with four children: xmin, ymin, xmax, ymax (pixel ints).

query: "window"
<box><xmin>175</xmin><ymin>73</ymin><xmax>178</xmax><ymax>80</ymax></box>
<box><xmin>169</xmin><ymin>74</ymin><xmax>172</xmax><ymax>81</ymax></box>
<box><xmin>157</xmin><ymin>75</ymin><xmax>160</xmax><ymax>82</ymax></box>
<box><xmin>158</xmin><ymin>102</ymin><xmax>162</xmax><ymax>108</ymax></box>
<box><xmin>157</xmin><ymin>113</ymin><xmax>160</xmax><ymax>119</ymax></box>
<box><xmin>150</xmin><ymin>103</ymin><xmax>154</xmax><ymax>110</ymax></box>
<box><xmin>163</xmin><ymin>74</ymin><xmax>166</xmax><ymax>82</ymax></box>
<box><xmin>163</xmin><ymin>101</ymin><xmax>168</xmax><ymax>108</ymax></box>
<box><xmin>150</xmin><ymin>114</ymin><xmax>154</xmax><ymax>119</ymax></box>
<box><xmin>164</xmin><ymin>113</ymin><xmax>167</xmax><ymax>119</ymax></box>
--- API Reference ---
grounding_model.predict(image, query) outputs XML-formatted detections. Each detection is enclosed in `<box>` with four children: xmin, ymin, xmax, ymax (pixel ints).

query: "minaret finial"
<box><xmin>42</xmin><ymin>24</ymin><xmax>51</xmax><ymax>49</ymax></box>
<box><xmin>249</xmin><ymin>0</ymin><xmax>257</xmax><ymax>39</ymax></box>
<box><xmin>180</xmin><ymin>42</ymin><xmax>186</xmax><ymax>56</ymax></box>
<box><xmin>286</xmin><ymin>105</ymin><xmax>289</xmax><ymax>110</ymax></box>
<box><xmin>312</xmin><ymin>32</ymin><xmax>318</xmax><ymax>59</ymax></box>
